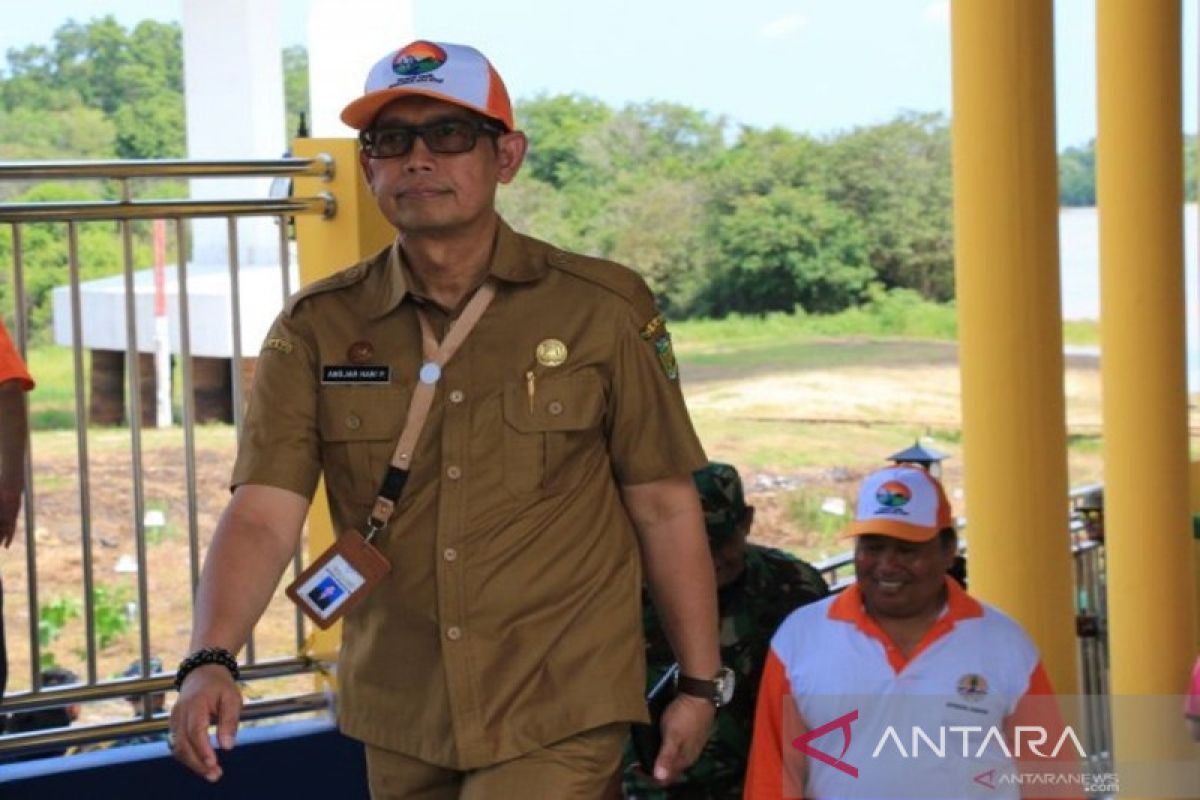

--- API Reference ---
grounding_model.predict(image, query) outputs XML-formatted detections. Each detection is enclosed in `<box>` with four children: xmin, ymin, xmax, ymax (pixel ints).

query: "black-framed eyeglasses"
<box><xmin>359</xmin><ymin>118</ymin><xmax>504</xmax><ymax>159</ymax></box>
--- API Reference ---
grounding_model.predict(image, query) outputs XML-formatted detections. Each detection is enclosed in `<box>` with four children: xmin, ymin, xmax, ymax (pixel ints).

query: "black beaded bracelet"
<box><xmin>174</xmin><ymin>647</ymin><xmax>240</xmax><ymax>691</ymax></box>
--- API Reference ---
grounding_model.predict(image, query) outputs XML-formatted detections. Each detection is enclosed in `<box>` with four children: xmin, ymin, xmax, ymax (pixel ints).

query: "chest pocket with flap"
<box><xmin>318</xmin><ymin>386</ymin><xmax>407</xmax><ymax>504</ymax></box>
<box><xmin>501</xmin><ymin>372</ymin><xmax>605</xmax><ymax>496</ymax></box>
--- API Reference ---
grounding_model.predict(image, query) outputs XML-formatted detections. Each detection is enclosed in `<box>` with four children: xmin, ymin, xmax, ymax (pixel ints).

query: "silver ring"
<box><xmin>166</xmin><ymin>730</ymin><xmax>177</xmax><ymax>750</ymax></box>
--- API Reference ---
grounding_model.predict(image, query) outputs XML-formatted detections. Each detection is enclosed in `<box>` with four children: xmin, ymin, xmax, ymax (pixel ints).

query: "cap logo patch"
<box><xmin>392</xmin><ymin>42</ymin><xmax>447</xmax><ymax>77</ymax></box>
<box><xmin>874</xmin><ymin>480</ymin><xmax>912</xmax><ymax>515</ymax></box>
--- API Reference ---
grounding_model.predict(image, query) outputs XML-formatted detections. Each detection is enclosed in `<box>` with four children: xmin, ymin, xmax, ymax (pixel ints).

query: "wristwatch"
<box><xmin>675</xmin><ymin>666</ymin><xmax>736</xmax><ymax>708</ymax></box>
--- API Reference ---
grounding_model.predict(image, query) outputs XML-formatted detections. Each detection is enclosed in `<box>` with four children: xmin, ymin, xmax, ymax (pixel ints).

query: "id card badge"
<box><xmin>286</xmin><ymin>531</ymin><xmax>392</xmax><ymax>629</ymax></box>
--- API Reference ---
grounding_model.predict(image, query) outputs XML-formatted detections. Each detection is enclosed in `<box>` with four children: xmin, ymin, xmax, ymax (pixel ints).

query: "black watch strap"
<box><xmin>676</xmin><ymin>670</ymin><xmax>731</xmax><ymax>707</ymax></box>
<box><xmin>676</xmin><ymin>673</ymin><xmax>718</xmax><ymax>701</ymax></box>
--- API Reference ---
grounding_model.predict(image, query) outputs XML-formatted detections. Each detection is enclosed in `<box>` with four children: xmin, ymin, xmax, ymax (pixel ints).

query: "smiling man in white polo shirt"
<box><xmin>744</xmin><ymin>465</ymin><xmax>1081</xmax><ymax>800</ymax></box>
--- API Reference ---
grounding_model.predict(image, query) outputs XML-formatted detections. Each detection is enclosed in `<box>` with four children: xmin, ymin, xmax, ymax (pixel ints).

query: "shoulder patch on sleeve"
<box><xmin>262</xmin><ymin>337</ymin><xmax>294</xmax><ymax>355</ymax></box>
<box><xmin>639</xmin><ymin>314</ymin><xmax>666</xmax><ymax>341</ymax></box>
<box><xmin>283</xmin><ymin>259</ymin><xmax>373</xmax><ymax>317</ymax></box>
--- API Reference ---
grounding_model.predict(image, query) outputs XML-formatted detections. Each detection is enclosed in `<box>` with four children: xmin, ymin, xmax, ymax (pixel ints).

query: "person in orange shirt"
<box><xmin>0</xmin><ymin>318</ymin><xmax>33</xmax><ymax>702</ymax></box>
<box><xmin>744</xmin><ymin>465</ymin><xmax>1081</xmax><ymax>799</ymax></box>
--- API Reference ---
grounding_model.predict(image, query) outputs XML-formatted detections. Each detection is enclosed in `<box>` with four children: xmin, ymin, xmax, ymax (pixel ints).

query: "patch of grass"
<box><xmin>91</xmin><ymin>584</ymin><xmax>133</xmax><ymax>650</ymax></box>
<box><xmin>924</xmin><ymin>426</ymin><xmax>964</xmax><ymax>445</ymax></box>
<box><xmin>672</xmin><ymin>289</ymin><xmax>960</xmax><ymax>351</ymax></box>
<box><xmin>691</xmin><ymin>414</ymin><xmax>940</xmax><ymax>473</ymax></box>
<box><xmin>1066</xmin><ymin>433</ymin><xmax>1103</xmax><ymax>452</ymax></box>
<box><xmin>26</xmin><ymin>345</ymin><xmax>82</xmax><ymax>431</ymax></box>
<box><xmin>143</xmin><ymin>500</ymin><xmax>181</xmax><ymax>545</ymax></box>
<box><xmin>38</xmin><ymin>596</ymin><xmax>81</xmax><ymax>669</ymax></box>
<box><xmin>1063</xmin><ymin>319</ymin><xmax>1100</xmax><ymax>347</ymax></box>
<box><xmin>785</xmin><ymin>486</ymin><xmax>856</xmax><ymax>557</ymax></box>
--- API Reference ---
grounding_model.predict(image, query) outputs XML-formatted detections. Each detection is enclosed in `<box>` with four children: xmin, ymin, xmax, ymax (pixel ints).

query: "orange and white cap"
<box><xmin>843</xmin><ymin>465</ymin><xmax>953</xmax><ymax>543</ymax></box>
<box><xmin>340</xmin><ymin>40</ymin><xmax>514</xmax><ymax>131</ymax></box>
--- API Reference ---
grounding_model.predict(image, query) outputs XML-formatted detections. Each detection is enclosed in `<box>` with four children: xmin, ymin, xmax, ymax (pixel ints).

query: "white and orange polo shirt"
<box><xmin>745</xmin><ymin>578</ymin><xmax>1078</xmax><ymax>800</ymax></box>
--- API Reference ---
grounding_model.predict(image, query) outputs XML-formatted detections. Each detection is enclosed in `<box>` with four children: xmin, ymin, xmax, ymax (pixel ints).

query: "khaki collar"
<box><xmin>367</xmin><ymin>218</ymin><xmax>546</xmax><ymax>319</ymax></box>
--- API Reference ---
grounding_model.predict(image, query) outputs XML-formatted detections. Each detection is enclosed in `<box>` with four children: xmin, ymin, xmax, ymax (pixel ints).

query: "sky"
<box><xmin>0</xmin><ymin>0</ymin><xmax>1196</xmax><ymax>150</ymax></box>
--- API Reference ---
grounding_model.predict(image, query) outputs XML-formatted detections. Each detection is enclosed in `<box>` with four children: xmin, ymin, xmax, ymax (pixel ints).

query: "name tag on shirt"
<box><xmin>321</xmin><ymin>365</ymin><xmax>391</xmax><ymax>384</ymax></box>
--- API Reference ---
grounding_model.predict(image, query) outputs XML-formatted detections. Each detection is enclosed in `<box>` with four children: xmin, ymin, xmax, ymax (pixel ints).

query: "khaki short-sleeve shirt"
<box><xmin>233</xmin><ymin>220</ymin><xmax>707</xmax><ymax>769</ymax></box>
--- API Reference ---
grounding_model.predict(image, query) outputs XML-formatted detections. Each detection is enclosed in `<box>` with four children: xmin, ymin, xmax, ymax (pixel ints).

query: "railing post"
<box><xmin>291</xmin><ymin>138</ymin><xmax>393</xmax><ymax>658</ymax></box>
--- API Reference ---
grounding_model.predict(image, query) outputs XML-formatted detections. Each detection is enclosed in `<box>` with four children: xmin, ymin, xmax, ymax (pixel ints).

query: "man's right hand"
<box><xmin>169</xmin><ymin>664</ymin><xmax>244</xmax><ymax>782</ymax></box>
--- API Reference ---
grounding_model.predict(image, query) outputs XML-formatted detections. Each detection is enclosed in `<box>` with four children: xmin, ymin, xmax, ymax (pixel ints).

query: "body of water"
<box><xmin>1059</xmin><ymin>204</ymin><xmax>1199</xmax><ymax>391</ymax></box>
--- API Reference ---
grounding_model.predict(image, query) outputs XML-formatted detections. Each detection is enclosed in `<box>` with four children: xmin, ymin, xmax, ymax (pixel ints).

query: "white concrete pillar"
<box><xmin>307</xmin><ymin>0</ymin><xmax>415</xmax><ymax>137</ymax></box>
<box><xmin>182</xmin><ymin>0</ymin><xmax>286</xmax><ymax>267</ymax></box>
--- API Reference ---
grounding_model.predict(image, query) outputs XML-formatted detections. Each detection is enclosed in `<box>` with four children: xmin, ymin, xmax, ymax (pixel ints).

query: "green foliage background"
<box><xmin>0</xmin><ymin>16</ymin><xmax>1124</xmax><ymax>346</ymax></box>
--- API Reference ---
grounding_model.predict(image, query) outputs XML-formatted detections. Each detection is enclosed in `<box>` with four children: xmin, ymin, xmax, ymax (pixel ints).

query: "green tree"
<box><xmin>1059</xmin><ymin>139</ymin><xmax>1095</xmax><ymax>207</ymax></box>
<box><xmin>822</xmin><ymin>112</ymin><xmax>954</xmax><ymax>301</ymax></box>
<box><xmin>516</xmin><ymin>93</ymin><xmax>613</xmax><ymax>188</ymax></box>
<box><xmin>283</xmin><ymin>45</ymin><xmax>309</xmax><ymax>141</ymax></box>
<box><xmin>0</xmin><ymin>102</ymin><xmax>115</xmax><ymax>168</ymax></box>
<box><xmin>701</xmin><ymin>186</ymin><xmax>873</xmax><ymax>316</ymax></box>
<box><xmin>705</xmin><ymin>126</ymin><xmax>828</xmax><ymax>208</ymax></box>
<box><xmin>0</xmin><ymin>183</ymin><xmax>134</xmax><ymax>343</ymax></box>
<box><xmin>1</xmin><ymin>17</ymin><xmax>183</xmax><ymax>158</ymax></box>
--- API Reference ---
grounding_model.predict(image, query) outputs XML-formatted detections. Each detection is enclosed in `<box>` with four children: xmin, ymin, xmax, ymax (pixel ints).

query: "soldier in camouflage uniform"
<box><xmin>621</xmin><ymin>462</ymin><xmax>829</xmax><ymax>798</ymax></box>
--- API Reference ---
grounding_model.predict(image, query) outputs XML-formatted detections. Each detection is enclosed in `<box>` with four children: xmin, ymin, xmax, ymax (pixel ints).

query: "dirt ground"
<box><xmin>3</xmin><ymin>341</ymin><xmax>1114</xmax><ymax>726</ymax></box>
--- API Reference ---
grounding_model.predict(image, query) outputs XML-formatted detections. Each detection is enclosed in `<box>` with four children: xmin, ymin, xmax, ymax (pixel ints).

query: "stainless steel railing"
<box><xmin>0</xmin><ymin>155</ymin><xmax>336</xmax><ymax>759</ymax></box>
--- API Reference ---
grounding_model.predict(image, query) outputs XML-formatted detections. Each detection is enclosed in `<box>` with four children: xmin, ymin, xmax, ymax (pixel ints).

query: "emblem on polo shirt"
<box><xmin>956</xmin><ymin>673</ymin><xmax>989</xmax><ymax>700</ymax></box>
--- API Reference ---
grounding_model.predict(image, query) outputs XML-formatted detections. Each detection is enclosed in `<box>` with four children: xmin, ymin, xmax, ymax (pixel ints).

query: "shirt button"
<box><xmin>446</xmin><ymin>465</ymin><xmax>462</xmax><ymax>480</ymax></box>
<box><xmin>449</xmin><ymin>389</ymin><xmax>465</xmax><ymax>404</ymax></box>
<box><xmin>446</xmin><ymin>626</ymin><xmax>462</xmax><ymax>641</ymax></box>
<box><xmin>547</xmin><ymin>400</ymin><xmax>564</xmax><ymax>416</ymax></box>
<box><xmin>345</xmin><ymin>414</ymin><xmax>361</xmax><ymax>430</ymax></box>
<box><xmin>443</xmin><ymin>547</ymin><xmax>458</xmax><ymax>562</ymax></box>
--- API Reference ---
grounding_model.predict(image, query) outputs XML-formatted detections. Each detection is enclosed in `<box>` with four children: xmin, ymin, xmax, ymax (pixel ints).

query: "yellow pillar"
<box><xmin>292</xmin><ymin>138</ymin><xmax>394</xmax><ymax>656</ymax></box>
<box><xmin>950</xmin><ymin>2</ymin><xmax>1078</xmax><ymax>693</ymax></box>
<box><xmin>1098</xmin><ymin>1</ymin><xmax>1197</xmax><ymax>777</ymax></box>
<box><xmin>292</xmin><ymin>138</ymin><xmax>394</xmax><ymax>286</ymax></box>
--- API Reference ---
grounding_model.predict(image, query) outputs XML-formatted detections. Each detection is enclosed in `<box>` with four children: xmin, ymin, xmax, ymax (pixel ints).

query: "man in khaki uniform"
<box><xmin>170</xmin><ymin>40</ymin><xmax>723</xmax><ymax>799</ymax></box>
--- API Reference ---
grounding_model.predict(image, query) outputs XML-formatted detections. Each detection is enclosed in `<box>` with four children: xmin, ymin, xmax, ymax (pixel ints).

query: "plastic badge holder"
<box><xmin>286</xmin><ymin>531</ymin><xmax>392</xmax><ymax>629</ymax></box>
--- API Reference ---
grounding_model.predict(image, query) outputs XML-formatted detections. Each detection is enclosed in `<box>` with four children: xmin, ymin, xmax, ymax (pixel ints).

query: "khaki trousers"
<box><xmin>365</xmin><ymin>722</ymin><xmax>629</xmax><ymax>800</ymax></box>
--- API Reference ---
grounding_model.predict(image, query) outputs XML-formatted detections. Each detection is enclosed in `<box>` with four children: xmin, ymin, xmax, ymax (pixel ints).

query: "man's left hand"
<box><xmin>652</xmin><ymin>693</ymin><xmax>715</xmax><ymax>785</ymax></box>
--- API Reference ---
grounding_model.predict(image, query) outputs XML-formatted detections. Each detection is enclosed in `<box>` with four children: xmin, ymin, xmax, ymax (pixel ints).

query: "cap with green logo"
<box><xmin>693</xmin><ymin>462</ymin><xmax>749</xmax><ymax>547</ymax></box>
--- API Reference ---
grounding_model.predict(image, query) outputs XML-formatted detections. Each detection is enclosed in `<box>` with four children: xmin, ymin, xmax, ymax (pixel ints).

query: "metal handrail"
<box><xmin>0</xmin><ymin>155</ymin><xmax>333</xmax><ymax>182</ymax></box>
<box><xmin>0</xmin><ymin>195</ymin><xmax>335</xmax><ymax>223</ymax></box>
<box><xmin>0</xmin><ymin>657</ymin><xmax>317</xmax><ymax>715</ymax></box>
<box><xmin>0</xmin><ymin>693</ymin><xmax>330</xmax><ymax>757</ymax></box>
<box><xmin>0</xmin><ymin>154</ymin><xmax>335</xmax><ymax>761</ymax></box>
